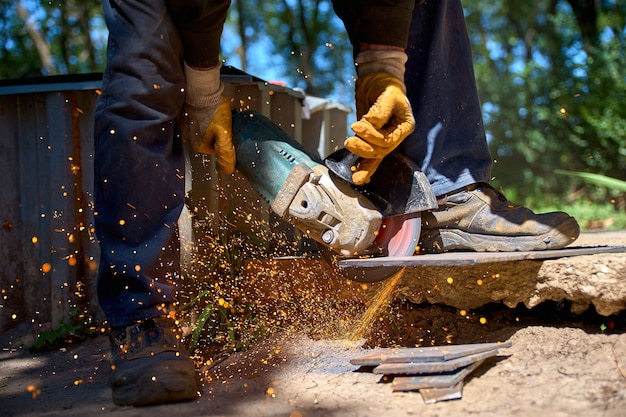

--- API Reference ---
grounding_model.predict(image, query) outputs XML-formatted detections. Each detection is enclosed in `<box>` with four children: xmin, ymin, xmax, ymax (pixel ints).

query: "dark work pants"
<box><xmin>399</xmin><ymin>0</ymin><xmax>493</xmax><ymax>197</ymax></box>
<box><xmin>95</xmin><ymin>0</ymin><xmax>188</xmax><ymax>327</ymax></box>
<box><xmin>94</xmin><ymin>0</ymin><xmax>492</xmax><ymax>327</ymax></box>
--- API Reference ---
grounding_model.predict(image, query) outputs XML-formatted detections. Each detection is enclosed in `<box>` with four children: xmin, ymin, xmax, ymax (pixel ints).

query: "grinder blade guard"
<box><xmin>321</xmin><ymin>148</ymin><xmax>439</xmax><ymax>282</ymax></box>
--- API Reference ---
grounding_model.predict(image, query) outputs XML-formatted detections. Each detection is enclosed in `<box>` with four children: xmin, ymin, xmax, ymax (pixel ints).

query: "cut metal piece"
<box><xmin>372</xmin><ymin>349</ymin><xmax>499</xmax><ymax>375</ymax></box>
<box><xmin>419</xmin><ymin>381</ymin><xmax>465</xmax><ymax>404</ymax></box>
<box><xmin>337</xmin><ymin>245</ymin><xmax>626</xmax><ymax>269</ymax></box>
<box><xmin>351</xmin><ymin>342</ymin><xmax>511</xmax><ymax>404</ymax></box>
<box><xmin>391</xmin><ymin>359</ymin><xmax>484</xmax><ymax>391</ymax></box>
<box><xmin>350</xmin><ymin>341</ymin><xmax>512</xmax><ymax>366</ymax></box>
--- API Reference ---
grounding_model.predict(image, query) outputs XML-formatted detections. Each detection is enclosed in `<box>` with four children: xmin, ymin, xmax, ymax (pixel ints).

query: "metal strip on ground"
<box><xmin>391</xmin><ymin>360</ymin><xmax>485</xmax><ymax>391</ymax></box>
<box><xmin>372</xmin><ymin>349</ymin><xmax>499</xmax><ymax>375</ymax></box>
<box><xmin>350</xmin><ymin>342</ymin><xmax>512</xmax><ymax>366</ymax></box>
<box><xmin>419</xmin><ymin>381</ymin><xmax>465</xmax><ymax>404</ymax></box>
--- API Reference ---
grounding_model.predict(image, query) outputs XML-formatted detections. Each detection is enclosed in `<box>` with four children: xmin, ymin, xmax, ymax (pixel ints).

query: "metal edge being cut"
<box><xmin>319</xmin><ymin>214</ymin><xmax>422</xmax><ymax>283</ymax></box>
<box><xmin>337</xmin><ymin>245</ymin><xmax>626</xmax><ymax>269</ymax></box>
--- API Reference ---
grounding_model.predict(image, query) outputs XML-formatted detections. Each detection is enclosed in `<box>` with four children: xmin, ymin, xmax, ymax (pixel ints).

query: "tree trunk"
<box><xmin>235</xmin><ymin>0</ymin><xmax>248</xmax><ymax>71</ymax></box>
<box><xmin>16</xmin><ymin>1</ymin><xmax>56</xmax><ymax>75</ymax></box>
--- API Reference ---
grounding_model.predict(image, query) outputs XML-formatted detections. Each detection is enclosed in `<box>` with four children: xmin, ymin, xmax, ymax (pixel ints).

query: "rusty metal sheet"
<box><xmin>372</xmin><ymin>349</ymin><xmax>499</xmax><ymax>375</ymax></box>
<box><xmin>391</xmin><ymin>359</ymin><xmax>484</xmax><ymax>391</ymax></box>
<box><xmin>350</xmin><ymin>341</ymin><xmax>512</xmax><ymax>366</ymax></box>
<box><xmin>337</xmin><ymin>245</ymin><xmax>626</xmax><ymax>269</ymax></box>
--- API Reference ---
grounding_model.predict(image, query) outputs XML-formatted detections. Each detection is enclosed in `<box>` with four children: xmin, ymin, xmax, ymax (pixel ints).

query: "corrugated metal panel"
<box><xmin>0</xmin><ymin>83</ymin><xmax>101</xmax><ymax>334</ymax></box>
<box><xmin>0</xmin><ymin>73</ymin><xmax>103</xmax><ymax>95</ymax></box>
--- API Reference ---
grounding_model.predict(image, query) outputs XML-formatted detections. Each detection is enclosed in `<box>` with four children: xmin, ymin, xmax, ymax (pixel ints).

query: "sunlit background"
<box><xmin>3</xmin><ymin>0</ymin><xmax>624</xmax><ymax>218</ymax></box>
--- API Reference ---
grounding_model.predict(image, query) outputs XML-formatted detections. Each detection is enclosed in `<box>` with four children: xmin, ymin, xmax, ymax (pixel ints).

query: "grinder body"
<box><xmin>231</xmin><ymin>110</ymin><xmax>438</xmax><ymax>280</ymax></box>
<box><xmin>232</xmin><ymin>111</ymin><xmax>382</xmax><ymax>256</ymax></box>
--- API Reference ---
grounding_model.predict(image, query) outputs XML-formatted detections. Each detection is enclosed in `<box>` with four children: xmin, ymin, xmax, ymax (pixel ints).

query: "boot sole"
<box><xmin>421</xmin><ymin>218</ymin><xmax>580</xmax><ymax>253</ymax></box>
<box><xmin>111</xmin><ymin>358</ymin><xmax>197</xmax><ymax>406</ymax></box>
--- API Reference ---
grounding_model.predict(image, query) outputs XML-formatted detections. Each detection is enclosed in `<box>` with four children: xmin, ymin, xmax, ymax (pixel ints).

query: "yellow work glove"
<box><xmin>346</xmin><ymin>50</ymin><xmax>414</xmax><ymax>185</ymax></box>
<box><xmin>180</xmin><ymin>63</ymin><xmax>236</xmax><ymax>174</ymax></box>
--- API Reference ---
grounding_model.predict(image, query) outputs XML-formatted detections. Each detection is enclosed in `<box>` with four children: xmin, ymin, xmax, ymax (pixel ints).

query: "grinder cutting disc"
<box><xmin>318</xmin><ymin>213</ymin><xmax>421</xmax><ymax>283</ymax></box>
<box><xmin>376</xmin><ymin>214</ymin><xmax>421</xmax><ymax>257</ymax></box>
<box><xmin>320</xmin><ymin>148</ymin><xmax>436</xmax><ymax>283</ymax></box>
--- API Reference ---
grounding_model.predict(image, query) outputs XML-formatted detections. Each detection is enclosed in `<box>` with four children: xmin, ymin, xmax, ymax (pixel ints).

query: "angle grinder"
<box><xmin>231</xmin><ymin>110</ymin><xmax>437</xmax><ymax>282</ymax></box>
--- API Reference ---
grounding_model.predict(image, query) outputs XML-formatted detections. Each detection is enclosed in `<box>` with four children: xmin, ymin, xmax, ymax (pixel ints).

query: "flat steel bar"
<box><xmin>372</xmin><ymin>349</ymin><xmax>499</xmax><ymax>375</ymax></box>
<box><xmin>350</xmin><ymin>341</ymin><xmax>511</xmax><ymax>366</ymax></box>
<box><xmin>419</xmin><ymin>381</ymin><xmax>464</xmax><ymax>404</ymax></box>
<box><xmin>391</xmin><ymin>359</ymin><xmax>484</xmax><ymax>391</ymax></box>
<box><xmin>338</xmin><ymin>246</ymin><xmax>626</xmax><ymax>269</ymax></box>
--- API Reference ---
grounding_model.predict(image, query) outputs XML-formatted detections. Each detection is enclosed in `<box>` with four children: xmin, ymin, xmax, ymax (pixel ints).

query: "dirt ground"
<box><xmin>1</xmin><ymin>232</ymin><xmax>626</xmax><ymax>417</ymax></box>
<box><xmin>1</xmin><ymin>323</ymin><xmax>625</xmax><ymax>417</ymax></box>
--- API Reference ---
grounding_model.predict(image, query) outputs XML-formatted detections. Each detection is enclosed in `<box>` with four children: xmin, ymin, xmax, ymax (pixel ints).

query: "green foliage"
<box><xmin>0</xmin><ymin>0</ymin><xmax>106</xmax><ymax>78</ymax></box>
<box><xmin>555</xmin><ymin>170</ymin><xmax>626</xmax><ymax>192</ymax></box>
<box><xmin>178</xmin><ymin>288</ymin><xmax>262</xmax><ymax>352</ymax></box>
<box><xmin>225</xmin><ymin>0</ymin><xmax>354</xmax><ymax>99</ymax></box>
<box><xmin>467</xmin><ymin>1</ymin><xmax>626</xmax><ymax>200</ymax></box>
<box><xmin>3</xmin><ymin>0</ymin><xmax>625</xmax><ymax>203</ymax></box>
<box><xmin>29</xmin><ymin>308</ymin><xmax>98</xmax><ymax>353</ymax></box>
<box><xmin>177</xmin><ymin>207</ymin><xmax>297</xmax><ymax>354</ymax></box>
<box><xmin>533</xmin><ymin>198</ymin><xmax>626</xmax><ymax>230</ymax></box>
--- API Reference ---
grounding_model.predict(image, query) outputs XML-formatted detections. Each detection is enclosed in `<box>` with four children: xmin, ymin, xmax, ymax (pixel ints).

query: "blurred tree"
<box><xmin>465</xmin><ymin>0</ymin><xmax>626</xmax><ymax>199</ymax></box>
<box><xmin>226</xmin><ymin>0</ymin><xmax>354</xmax><ymax>98</ymax></box>
<box><xmin>15</xmin><ymin>1</ymin><xmax>55</xmax><ymax>75</ymax></box>
<box><xmin>1</xmin><ymin>0</ymin><xmax>353</xmax><ymax>97</ymax></box>
<box><xmin>0</xmin><ymin>0</ymin><xmax>105</xmax><ymax>78</ymax></box>
<box><xmin>1</xmin><ymin>0</ymin><xmax>624</xmax><ymax>202</ymax></box>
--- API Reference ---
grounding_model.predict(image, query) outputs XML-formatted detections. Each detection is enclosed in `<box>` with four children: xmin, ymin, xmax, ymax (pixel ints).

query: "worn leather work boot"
<box><xmin>419</xmin><ymin>183</ymin><xmax>580</xmax><ymax>253</ymax></box>
<box><xmin>109</xmin><ymin>316</ymin><xmax>197</xmax><ymax>406</ymax></box>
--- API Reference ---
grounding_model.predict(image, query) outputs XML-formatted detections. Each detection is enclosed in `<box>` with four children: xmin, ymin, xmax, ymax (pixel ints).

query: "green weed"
<box><xmin>532</xmin><ymin>199</ymin><xmax>626</xmax><ymax>230</ymax></box>
<box><xmin>178</xmin><ymin>207</ymin><xmax>296</xmax><ymax>356</ymax></box>
<box><xmin>29</xmin><ymin>308</ymin><xmax>98</xmax><ymax>353</ymax></box>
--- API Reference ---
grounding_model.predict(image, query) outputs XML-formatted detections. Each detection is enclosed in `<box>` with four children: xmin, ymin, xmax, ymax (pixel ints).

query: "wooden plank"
<box><xmin>351</xmin><ymin>341</ymin><xmax>511</xmax><ymax>366</ymax></box>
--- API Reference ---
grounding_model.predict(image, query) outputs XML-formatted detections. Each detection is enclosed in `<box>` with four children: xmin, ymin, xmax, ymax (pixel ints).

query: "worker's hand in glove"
<box><xmin>345</xmin><ymin>50</ymin><xmax>415</xmax><ymax>185</ymax></box>
<box><xmin>180</xmin><ymin>63</ymin><xmax>236</xmax><ymax>175</ymax></box>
